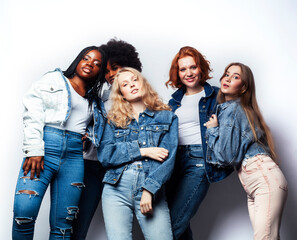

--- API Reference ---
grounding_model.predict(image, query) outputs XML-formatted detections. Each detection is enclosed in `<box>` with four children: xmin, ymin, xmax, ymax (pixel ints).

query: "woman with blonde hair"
<box><xmin>205</xmin><ymin>62</ymin><xmax>288</xmax><ymax>239</ymax></box>
<box><xmin>98</xmin><ymin>67</ymin><xmax>178</xmax><ymax>240</ymax></box>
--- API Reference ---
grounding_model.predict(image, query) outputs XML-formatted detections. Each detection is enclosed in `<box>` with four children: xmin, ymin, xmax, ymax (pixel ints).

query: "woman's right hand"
<box><xmin>140</xmin><ymin>147</ymin><xmax>169</xmax><ymax>162</ymax></box>
<box><xmin>23</xmin><ymin>156</ymin><xmax>44</xmax><ymax>179</ymax></box>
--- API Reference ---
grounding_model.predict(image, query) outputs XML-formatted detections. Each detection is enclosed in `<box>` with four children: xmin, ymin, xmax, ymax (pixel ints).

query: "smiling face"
<box><xmin>178</xmin><ymin>56</ymin><xmax>202</xmax><ymax>95</ymax></box>
<box><xmin>75</xmin><ymin>50</ymin><xmax>102</xmax><ymax>80</ymax></box>
<box><xmin>118</xmin><ymin>71</ymin><xmax>143</xmax><ymax>102</ymax></box>
<box><xmin>220</xmin><ymin>65</ymin><xmax>244</xmax><ymax>101</ymax></box>
<box><xmin>105</xmin><ymin>61</ymin><xmax>122</xmax><ymax>85</ymax></box>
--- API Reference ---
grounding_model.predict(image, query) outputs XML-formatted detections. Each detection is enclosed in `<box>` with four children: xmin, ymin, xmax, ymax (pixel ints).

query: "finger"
<box><xmin>41</xmin><ymin>159</ymin><xmax>44</xmax><ymax>171</ymax></box>
<box><xmin>36</xmin><ymin>163</ymin><xmax>41</xmax><ymax>178</ymax></box>
<box><xmin>23</xmin><ymin>159</ymin><xmax>32</xmax><ymax>176</ymax></box>
<box><xmin>22</xmin><ymin>158</ymin><xmax>29</xmax><ymax>170</ymax></box>
<box><xmin>30</xmin><ymin>161</ymin><xmax>36</xmax><ymax>180</ymax></box>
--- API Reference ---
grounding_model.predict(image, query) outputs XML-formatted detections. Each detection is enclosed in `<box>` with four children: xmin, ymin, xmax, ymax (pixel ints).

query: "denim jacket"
<box><xmin>22</xmin><ymin>68</ymin><xmax>105</xmax><ymax>157</ymax></box>
<box><xmin>169</xmin><ymin>82</ymin><xmax>233</xmax><ymax>182</ymax></box>
<box><xmin>206</xmin><ymin>100</ymin><xmax>270</xmax><ymax>170</ymax></box>
<box><xmin>97</xmin><ymin>109</ymin><xmax>178</xmax><ymax>195</ymax></box>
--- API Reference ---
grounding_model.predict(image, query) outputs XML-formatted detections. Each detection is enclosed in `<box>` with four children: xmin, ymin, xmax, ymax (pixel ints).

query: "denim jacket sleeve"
<box><xmin>97</xmin><ymin>121</ymin><xmax>142</xmax><ymax>168</ymax></box>
<box><xmin>143</xmin><ymin>115</ymin><xmax>178</xmax><ymax>195</ymax></box>
<box><xmin>206</xmin><ymin>103</ymin><xmax>251</xmax><ymax>169</ymax></box>
<box><xmin>22</xmin><ymin>80</ymin><xmax>46</xmax><ymax>157</ymax></box>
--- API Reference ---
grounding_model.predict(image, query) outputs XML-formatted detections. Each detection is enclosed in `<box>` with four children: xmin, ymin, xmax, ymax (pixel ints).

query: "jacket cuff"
<box><xmin>23</xmin><ymin>148</ymin><xmax>44</xmax><ymax>158</ymax></box>
<box><xmin>143</xmin><ymin>177</ymin><xmax>161</xmax><ymax>195</ymax></box>
<box><xmin>128</xmin><ymin>140</ymin><xmax>142</xmax><ymax>161</ymax></box>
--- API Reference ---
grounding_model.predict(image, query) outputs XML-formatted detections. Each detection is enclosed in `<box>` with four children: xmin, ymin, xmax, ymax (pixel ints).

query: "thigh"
<box><xmin>135</xmin><ymin>190</ymin><xmax>173</xmax><ymax>240</ymax></box>
<box><xmin>49</xmin><ymin>134</ymin><xmax>85</xmax><ymax>236</ymax></box>
<box><xmin>102</xmin><ymin>183</ymin><xmax>134</xmax><ymax>240</ymax></box>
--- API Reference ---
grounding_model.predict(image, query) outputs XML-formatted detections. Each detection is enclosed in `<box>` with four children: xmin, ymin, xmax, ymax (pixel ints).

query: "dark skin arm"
<box><xmin>23</xmin><ymin>156</ymin><xmax>44</xmax><ymax>179</ymax></box>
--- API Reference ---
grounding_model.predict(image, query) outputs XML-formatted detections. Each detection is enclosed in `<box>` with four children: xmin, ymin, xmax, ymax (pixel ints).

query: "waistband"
<box><xmin>178</xmin><ymin>144</ymin><xmax>203</xmax><ymax>151</ymax></box>
<box><xmin>44</xmin><ymin>126</ymin><xmax>83</xmax><ymax>139</ymax></box>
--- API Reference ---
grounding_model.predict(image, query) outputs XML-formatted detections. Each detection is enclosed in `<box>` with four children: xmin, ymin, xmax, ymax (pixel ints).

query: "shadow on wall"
<box><xmin>86</xmin><ymin>173</ymin><xmax>295</xmax><ymax>240</ymax></box>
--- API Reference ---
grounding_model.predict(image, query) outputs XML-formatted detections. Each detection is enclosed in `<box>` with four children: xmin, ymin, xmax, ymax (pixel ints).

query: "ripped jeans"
<box><xmin>12</xmin><ymin>126</ymin><xmax>85</xmax><ymax>240</ymax></box>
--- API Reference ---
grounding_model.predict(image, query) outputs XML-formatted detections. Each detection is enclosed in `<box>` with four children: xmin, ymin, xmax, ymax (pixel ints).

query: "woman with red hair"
<box><xmin>166</xmin><ymin>46</ymin><xmax>233</xmax><ymax>239</ymax></box>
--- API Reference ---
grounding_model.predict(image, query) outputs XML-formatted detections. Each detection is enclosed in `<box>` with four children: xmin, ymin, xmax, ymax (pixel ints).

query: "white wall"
<box><xmin>1</xmin><ymin>0</ymin><xmax>296</xmax><ymax>239</ymax></box>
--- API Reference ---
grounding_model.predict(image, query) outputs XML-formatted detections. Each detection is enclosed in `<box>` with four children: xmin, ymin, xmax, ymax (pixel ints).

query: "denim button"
<box><xmin>196</xmin><ymin>164</ymin><xmax>203</xmax><ymax>167</ymax></box>
<box><xmin>145</xmin><ymin>159</ymin><xmax>148</xmax><ymax>162</ymax></box>
<box><xmin>25</xmin><ymin>150</ymin><xmax>28</xmax><ymax>154</ymax></box>
<box><xmin>142</xmin><ymin>114</ymin><xmax>145</xmax><ymax>117</ymax></box>
<box><xmin>206</xmin><ymin>140</ymin><xmax>208</xmax><ymax>144</ymax></box>
<box><xmin>140</xmin><ymin>126</ymin><xmax>144</xmax><ymax>130</ymax></box>
<box><xmin>113</xmin><ymin>178</ymin><xmax>117</xmax><ymax>181</ymax></box>
<box><xmin>156</xmin><ymin>126</ymin><xmax>159</xmax><ymax>130</ymax></box>
<box><xmin>50</xmin><ymin>87</ymin><xmax>54</xmax><ymax>91</ymax></box>
<box><xmin>143</xmin><ymin>141</ymin><xmax>146</xmax><ymax>145</ymax></box>
<box><xmin>202</xmin><ymin>105</ymin><xmax>206</xmax><ymax>109</ymax></box>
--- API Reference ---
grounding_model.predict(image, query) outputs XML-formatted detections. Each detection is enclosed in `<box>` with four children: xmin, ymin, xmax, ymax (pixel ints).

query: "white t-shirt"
<box><xmin>48</xmin><ymin>78</ymin><xmax>92</xmax><ymax>135</ymax></box>
<box><xmin>175</xmin><ymin>90</ymin><xmax>205</xmax><ymax>145</ymax></box>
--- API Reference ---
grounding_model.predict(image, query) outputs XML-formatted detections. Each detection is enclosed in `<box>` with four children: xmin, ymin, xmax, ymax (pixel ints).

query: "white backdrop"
<box><xmin>1</xmin><ymin>0</ymin><xmax>297</xmax><ymax>239</ymax></box>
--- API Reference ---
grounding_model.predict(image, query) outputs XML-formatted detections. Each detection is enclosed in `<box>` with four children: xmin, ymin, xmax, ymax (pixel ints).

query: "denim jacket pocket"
<box><xmin>114</xmin><ymin>129</ymin><xmax>130</xmax><ymax>142</ymax></box>
<box><xmin>40</xmin><ymin>84</ymin><xmax>64</xmax><ymax>109</ymax></box>
<box><xmin>145</xmin><ymin>124</ymin><xmax>169</xmax><ymax>146</ymax></box>
<box><xmin>189</xmin><ymin>149</ymin><xmax>204</xmax><ymax>159</ymax></box>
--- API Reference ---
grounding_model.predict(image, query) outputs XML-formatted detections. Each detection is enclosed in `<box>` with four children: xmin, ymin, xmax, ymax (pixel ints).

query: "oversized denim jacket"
<box><xmin>22</xmin><ymin>68</ymin><xmax>105</xmax><ymax>157</ymax></box>
<box><xmin>97</xmin><ymin>109</ymin><xmax>178</xmax><ymax>195</ymax></box>
<box><xmin>206</xmin><ymin>100</ymin><xmax>270</xmax><ymax>170</ymax></box>
<box><xmin>169</xmin><ymin>82</ymin><xmax>233</xmax><ymax>182</ymax></box>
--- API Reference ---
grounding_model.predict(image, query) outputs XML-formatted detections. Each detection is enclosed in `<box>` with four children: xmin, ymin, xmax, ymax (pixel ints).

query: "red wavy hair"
<box><xmin>166</xmin><ymin>46</ymin><xmax>212</xmax><ymax>89</ymax></box>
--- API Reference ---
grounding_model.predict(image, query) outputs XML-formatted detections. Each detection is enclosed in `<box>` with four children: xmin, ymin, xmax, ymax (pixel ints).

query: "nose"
<box><xmin>186</xmin><ymin>69</ymin><xmax>193</xmax><ymax>76</ymax></box>
<box><xmin>129</xmin><ymin>81</ymin><xmax>135</xmax><ymax>88</ymax></box>
<box><xmin>225</xmin><ymin>75</ymin><xmax>231</xmax><ymax>82</ymax></box>
<box><xmin>86</xmin><ymin>59</ymin><xmax>94</xmax><ymax>68</ymax></box>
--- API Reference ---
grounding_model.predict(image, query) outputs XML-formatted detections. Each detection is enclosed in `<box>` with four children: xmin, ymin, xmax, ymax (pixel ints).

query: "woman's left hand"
<box><xmin>205</xmin><ymin>114</ymin><xmax>218</xmax><ymax>128</ymax></box>
<box><xmin>140</xmin><ymin>189</ymin><xmax>153</xmax><ymax>215</ymax></box>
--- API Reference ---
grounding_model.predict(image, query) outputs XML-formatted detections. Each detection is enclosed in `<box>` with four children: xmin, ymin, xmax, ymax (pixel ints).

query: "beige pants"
<box><xmin>238</xmin><ymin>155</ymin><xmax>288</xmax><ymax>240</ymax></box>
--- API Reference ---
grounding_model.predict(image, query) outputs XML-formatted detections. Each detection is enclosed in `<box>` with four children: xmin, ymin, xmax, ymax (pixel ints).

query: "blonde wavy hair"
<box><xmin>107</xmin><ymin>67</ymin><xmax>170</xmax><ymax>128</ymax></box>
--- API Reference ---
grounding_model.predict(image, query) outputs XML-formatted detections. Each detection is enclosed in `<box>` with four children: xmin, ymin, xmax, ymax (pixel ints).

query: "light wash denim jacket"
<box><xmin>22</xmin><ymin>68</ymin><xmax>105</xmax><ymax>158</ymax></box>
<box><xmin>169</xmin><ymin>83</ymin><xmax>233</xmax><ymax>182</ymax></box>
<box><xmin>206</xmin><ymin>99</ymin><xmax>270</xmax><ymax>170</ymax></box>
<box><xmin>97</xmin><ymin>109</ymin><xmax>178</xmax><ymax>195</ymax></box>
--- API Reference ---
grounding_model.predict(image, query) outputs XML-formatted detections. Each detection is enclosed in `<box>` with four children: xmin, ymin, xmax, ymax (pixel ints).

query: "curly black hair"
<box><xmin>99</xmin><ymin>39</ymin><xmax>142</xmax><ymax>72</ymax></box>
<box><xmin>63</xmin><ymin>46</ymin><xmax>107</xmax><ymax>106</ymax></box>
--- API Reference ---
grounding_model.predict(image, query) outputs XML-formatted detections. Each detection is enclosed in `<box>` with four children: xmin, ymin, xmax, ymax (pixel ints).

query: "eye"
<box><xmin>233</xmin><ymin>76</ymin><xmax>240</xmax><ymax>80</ymax></box>
<box><xmin>94</xmin><ymin>61</ymin><xmax>101</xmax><ymax>67</ymax></box>
<box><xmin>83</xmin><ymin>56</ymin><xmax>89</xmax><ymax>61</ymax></box>
<box><xmin>179</xmin><ymin>68</ymin><xmax>186</xmax><ymax>72</ymax></box>
<box><xmin>122</xmin><ymin>83</ymin><xmax>128</xmax><ymax>87</ymax></box>
<box><xmin>112</xmin><ymin>66</ymin><xmax>118</xmax><ymax>71</ymax></box>
<box><xmin>191</xmin><ymin>66</ymin><xmax>197</xmax><ymax>70</ymax></box>
<box><xmin>225</xmin><ymin>73</ymin><xmax>229</xmax><ymax>77</ymax></box>
<box><xmin>133</xmin><ymin>78</ymin><xmax>137</xmax><ymax>82</ymax></box>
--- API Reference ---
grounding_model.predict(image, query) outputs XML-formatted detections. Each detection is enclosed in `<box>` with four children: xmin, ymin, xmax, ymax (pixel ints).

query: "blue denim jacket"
<box><xmin>169</xmin><ymin>82</ymin><xmax>233</xmax><ymax>182</ymax></box>
<box><xmin>97</xmin><ymin>109</ymin><xmax>178</xmax><ymax>195</ymax></box>
<box><xmin>206</xmin><ymin>100</ymin><xmax>270</xmax><ymax>170</ymax></box>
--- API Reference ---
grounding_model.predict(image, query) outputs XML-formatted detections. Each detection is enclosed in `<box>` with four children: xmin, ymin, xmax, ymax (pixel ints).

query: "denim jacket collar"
<box><xmin>143</xmin><ymin>108</ymin><xmax>155</xmax><ymax>117</ymax></box>
<box><xmin>171</xmin><ymin>82</ymin><xmax>215</xmax><ymax>104</ymax></box>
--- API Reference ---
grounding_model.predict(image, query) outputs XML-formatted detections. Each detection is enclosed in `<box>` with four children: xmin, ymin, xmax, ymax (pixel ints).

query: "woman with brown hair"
<box><xmin>205</xmin><ymin>62</ymin><xmax>287</xmax><ymax>239</ymax></box>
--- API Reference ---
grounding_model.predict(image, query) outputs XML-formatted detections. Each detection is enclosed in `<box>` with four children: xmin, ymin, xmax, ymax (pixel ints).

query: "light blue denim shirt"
<box><xmin>97</xmin><ymin>109</ymin><xmax>178</xmax><ymax>195</ymax></box>
<box><xmin>22</xmin><ymin>68</ymin><xmax>105</xmax><ymax>157</ymax></box>
<box><xmin>206</xmin><ymin>100</ymin><xmax>270</xmax><ymax>170</ymax></box>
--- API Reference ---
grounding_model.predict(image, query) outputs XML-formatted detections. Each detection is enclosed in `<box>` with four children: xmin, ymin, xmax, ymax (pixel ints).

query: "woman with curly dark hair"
<box><xmin>72</xmin><ymin>39</ymin><xmax>142</xmax><ymax>240</ymax></box>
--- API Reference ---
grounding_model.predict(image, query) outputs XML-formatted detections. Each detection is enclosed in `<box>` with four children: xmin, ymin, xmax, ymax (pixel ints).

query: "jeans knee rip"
<box><xmin>58</xmin><ymin>227</ymin><xmax>73</xmax><ymax>238</ymax></box>
<box><xmin>14</xmin><ymin>217</ymin><xmax>33</xmax><ymax>225</ymax></box>
<box><xmin>20</xmin><ymin>176</ymin><xmax>40</xmax><ymax>183</ymax></box>
<box><xmin>71</xmin><ymin>182</ymin><xmax>85</xmax><ymax>190</ymax></box>
<box><xmin>16</xmin><ymin>190</ymin><xmax>39</xmax><ymax>198</ymax></box>
<box><xmin>67</xmin><ymin>206</ymin><xmax>79</xmax><ymax>219</ymax></box>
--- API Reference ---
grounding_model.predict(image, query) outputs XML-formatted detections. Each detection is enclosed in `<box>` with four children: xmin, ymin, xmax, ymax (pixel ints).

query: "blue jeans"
<box><xmin>167</xmin><ymin>145</ymin><xmax>210</xmax><ymax>240</ymax></box>
<box><xmin>71</xmin><ymin>159</ymin><xmax>105</xmax><ymax>240</ymax></box>
<box><xmin>102</xmin><ymin>162</ymin><xmax>173</xmax><ymax>240</ymax></box>
<box><xmin>12</xmin><ymin>126</ymin><xmax>85</xmax><ymax>240</ymax></box>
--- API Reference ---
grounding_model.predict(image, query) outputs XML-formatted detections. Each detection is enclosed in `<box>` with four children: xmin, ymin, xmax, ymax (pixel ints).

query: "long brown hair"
<box><xmin>218</xmin><ymin>62</ymin><xmax>276</xmax><ymax>160</ymax></box>
<box><xmin>108</xmin><ymin>67</ymin><xmax>170</xmax><ymax>128</ymax></box>
<box><xmin>166</xmin><ymin>46</ymin><xmax>212</xmax><ymax>88</ymax></box>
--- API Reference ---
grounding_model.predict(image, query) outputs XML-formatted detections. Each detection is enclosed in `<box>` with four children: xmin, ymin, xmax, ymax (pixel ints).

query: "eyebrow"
<box><xmin>85</xmin><ymin>54</ymin><xmax>101</xmax><ymax>62</ymax></box>
<box><xmin>226</xmin><ymin>71</ymin><xmax>240</xmax><ymax>76</ymax></box>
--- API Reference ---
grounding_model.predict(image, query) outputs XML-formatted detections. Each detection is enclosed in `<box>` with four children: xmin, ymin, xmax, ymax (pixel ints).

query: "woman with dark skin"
<box><xmin>71</xmin><ymin>39</ymin><xmax>142</xmax><ymax>240</ymax></box>
<box><xmin>12</xmin><ymin>46</ymin><xmax>106</xmax><ymax>240</ymax></box>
